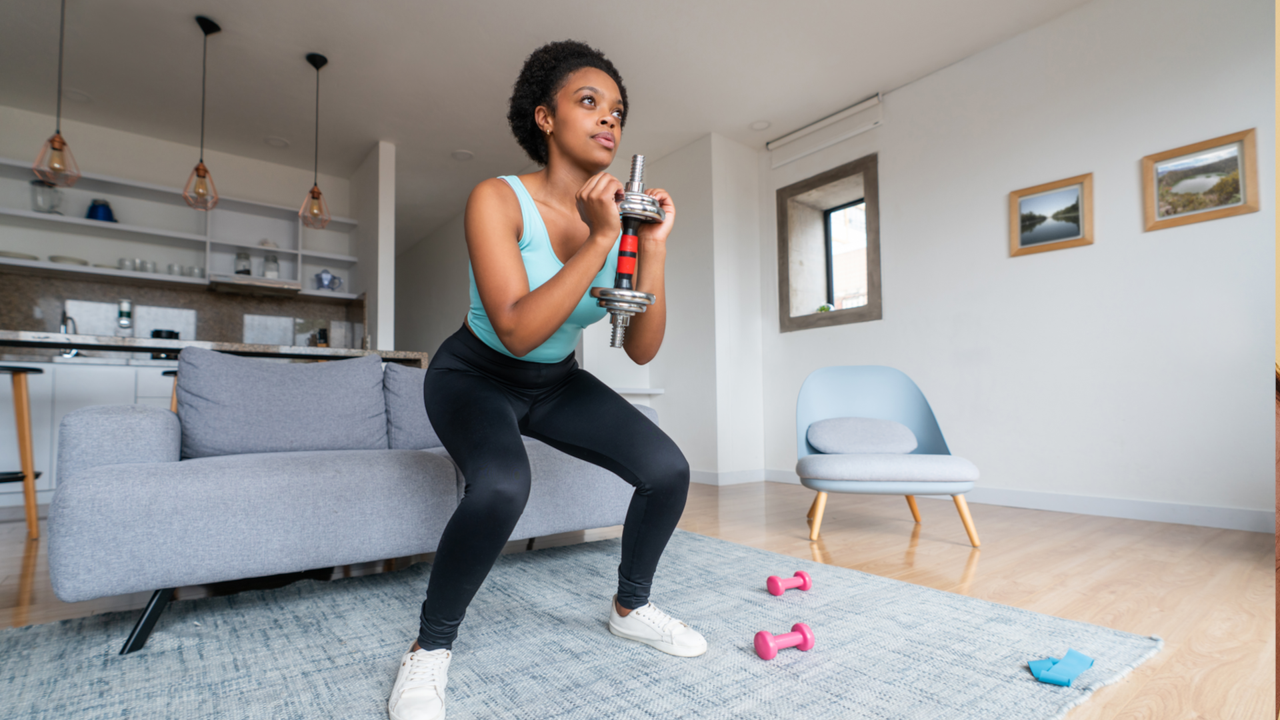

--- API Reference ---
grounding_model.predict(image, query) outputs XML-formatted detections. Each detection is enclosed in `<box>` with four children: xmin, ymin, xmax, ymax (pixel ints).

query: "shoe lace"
<box><xmin>634</xmin><ymin>603</ymin><xmax>682</xmax><ymax>633</ymax></box>
<box><xmin>403</xmin><ymin>649</ymin><xmax>449</xmax><ymax>691</ymax></box>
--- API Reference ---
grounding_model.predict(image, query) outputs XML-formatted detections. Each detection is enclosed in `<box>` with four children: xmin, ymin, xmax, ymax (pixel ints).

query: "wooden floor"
<box><xmin>2</xmin><ymin>483</ymin><xmax>1273</xmax><ymax>718</ymax></box>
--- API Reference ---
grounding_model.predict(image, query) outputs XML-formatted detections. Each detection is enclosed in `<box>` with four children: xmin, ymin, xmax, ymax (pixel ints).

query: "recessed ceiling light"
<box><xmin>62</xmin><ymin>88</ymin><xmax>91</xmax><ymax>103</ymax></box>
<box><xmin>451</xmin><ymin>150</ymin><xmax>475</xmax><ymax>161</ymax></box>
<box><xmin>264</xmin><ymin>136</ymin><xmax>290</xmax><ymax>148</ymax></box>
<box><xmin>749</xmin><ymin>120</ymin><xmax>771</xmax><ymax>131</ymax></box>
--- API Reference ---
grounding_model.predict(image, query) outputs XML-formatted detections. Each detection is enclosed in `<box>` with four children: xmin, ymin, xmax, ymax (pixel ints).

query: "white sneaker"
<box><xmin>388</xmin><ymin>647</ymin><xmax>451</xmax><ymax>720</ymax></box>
<box><xmin>608</xmin><ymin>595</ymin><xmax>708</xmax><ymax>657</ymax></box>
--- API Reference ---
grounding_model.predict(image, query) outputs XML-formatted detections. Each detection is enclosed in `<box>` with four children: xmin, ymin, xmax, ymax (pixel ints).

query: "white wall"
<box><xmin>0</xmin><ymin>105</ymin><xmax>349</xmax><ymax>215</ymax></box>
<box><xmin>757</xmin><ymin>0</ymin><xmax>1274</xmax><ymax>530</ymax></box>
<box><xmin>396</xmin><ymin>211</ymin><xmax>470</xmax><ymax>355</ymax></box>
<box><xmin>645</xmin><ymin>135</ymin><xmax>720</xmax><ymax>475</ymax></box>
<box><xmin>351</xmin><ymin>140</ymin><xmax>397</xmax><ymax>350</ymax></box>
<box><xmin>710</xmin><ymin>134</ymin><xmax>765</xmax><ymax>479</ymax></box>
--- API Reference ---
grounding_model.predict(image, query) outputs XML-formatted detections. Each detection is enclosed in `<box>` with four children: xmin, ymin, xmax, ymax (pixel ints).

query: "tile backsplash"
<box><xmin>0</xmin><ymin>270</ymin><xmax>366</xmax><ymax>346</ymax></box>
<box><xmin>64</xmin><ymin>300</ymin><xmax>198</xmax><ymax>341</ymax></box>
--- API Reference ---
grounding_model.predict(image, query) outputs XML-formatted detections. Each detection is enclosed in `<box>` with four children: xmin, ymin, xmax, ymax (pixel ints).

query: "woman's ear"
<box><xmin>534</xmin><ymin>105</ymin><xmax>553</xmax><ymax>135</ymax></box>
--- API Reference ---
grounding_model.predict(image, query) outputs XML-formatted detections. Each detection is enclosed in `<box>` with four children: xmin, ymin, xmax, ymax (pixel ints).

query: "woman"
<box><xmin>387</xmin><ymin>41</ymin><xmax>705</xmax><ymax>720</ymax></box>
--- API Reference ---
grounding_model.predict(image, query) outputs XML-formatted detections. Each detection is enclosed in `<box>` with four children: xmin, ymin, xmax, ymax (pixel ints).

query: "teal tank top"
<box><xmin>466</xmin><ymin>175</ymin><xmax>619</xmax><ymax>363</ymax></box>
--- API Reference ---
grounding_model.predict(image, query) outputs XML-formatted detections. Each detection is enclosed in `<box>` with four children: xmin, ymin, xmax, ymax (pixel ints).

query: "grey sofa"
<box><xmin>48</xmin><ymin>347</ymin><xmax>647</xmax><ymax>654</ymax></box>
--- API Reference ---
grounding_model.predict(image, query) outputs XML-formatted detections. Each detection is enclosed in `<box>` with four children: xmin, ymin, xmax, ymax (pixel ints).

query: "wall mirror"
<box><xmin>776</xmin><ymin>154</ymin><xmax>881</xmax><ymax>332</ymax></box>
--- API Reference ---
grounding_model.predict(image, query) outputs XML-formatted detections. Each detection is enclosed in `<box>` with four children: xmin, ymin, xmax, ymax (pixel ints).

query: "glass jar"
<box><xmin>30</xmin><ymin>179</ymin><xmax>62</xmax><ymax>214</ymax></box>
<box><xmin>263</xmin><ymin>253</ymin><xmax>280</xmax><ymax>279</ymax></box>
<box><xmin>234</xmin><ymin>251</ymin><xmax>251</xmax><ymax>275</ymax></box>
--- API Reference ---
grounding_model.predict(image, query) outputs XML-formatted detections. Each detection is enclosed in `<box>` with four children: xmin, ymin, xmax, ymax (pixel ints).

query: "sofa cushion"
<box><xmin>48</xmin><ymin>449</ymin><xmax>458</xmax><ymax>602</ymax></box>
<box><xmin>796</xmin><ymin>453</ymin><xmax>978</xmax><ymax>482</ymax></box>
<box><xmin>384</xmin><ymin>363</ymin><xmax>442</xmax><ymax>449</ymax></box>
<box><xmin>806</xmin><ymin>417</ymin><xmax>917</xmax><ymax>454</ymax></box>
<box><xmin>176</xmin><ymin>347</ymin><xmax>388</xmax><ymax>459</ymax></box>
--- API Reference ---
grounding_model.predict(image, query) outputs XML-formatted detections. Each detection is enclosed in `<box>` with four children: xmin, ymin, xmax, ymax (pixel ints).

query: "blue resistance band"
<box><xmin>1029</xmin><ymin>648</ymin><xmax>1094</xmax><ymax>687</ymax></box>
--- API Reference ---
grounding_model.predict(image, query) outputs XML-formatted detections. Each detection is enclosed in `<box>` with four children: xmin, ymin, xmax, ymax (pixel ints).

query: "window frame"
<box><xmin>823</xmin><ymin>198</ymin><xmax>866</xmax><ymax>307</ymax></box>
<box><xmin>775</xmin><ymin>153</ymin><xmax>881</xmax><ymax>333</ymax></box>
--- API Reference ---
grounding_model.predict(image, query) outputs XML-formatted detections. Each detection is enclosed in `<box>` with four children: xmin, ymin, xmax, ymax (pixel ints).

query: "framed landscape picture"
<box><xmin>1009</xmin><ymin>173</ymin><xmax>1093</xmax><ymax>257</ymax></box>
<box><xmin>1142</xmin><ymin>128</ymin><xmax>1258</xmax><ymax>232</ymax></box>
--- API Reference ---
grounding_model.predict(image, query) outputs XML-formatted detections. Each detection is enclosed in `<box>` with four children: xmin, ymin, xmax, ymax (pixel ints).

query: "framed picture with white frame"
<box><xmin>1141</xmin><ymin>128</ymin><xmax>1258</xmax><ymax>232</ymax></box>
<box><xmin>1009</xmin><ymin>173</ymin><xmax>1093</xmax><ymax>257</ymax></box>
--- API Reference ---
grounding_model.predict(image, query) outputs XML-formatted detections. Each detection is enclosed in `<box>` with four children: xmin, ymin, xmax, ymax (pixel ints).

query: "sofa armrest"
<box><xmin>56</xmin><ymin>405</ymin><xmax>181</xmax><ymax>479</ymax></box>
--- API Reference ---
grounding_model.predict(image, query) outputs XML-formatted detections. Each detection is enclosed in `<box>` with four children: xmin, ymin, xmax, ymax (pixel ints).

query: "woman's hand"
<box><xmin>575</xmin><ymin>172</ymin><xmax>624</xmax><ymax>242</ymax></box>
<box><xmin>636</xmin><ymin>188</ymin><xmax>675</xmax><ymax>246</ymax></box>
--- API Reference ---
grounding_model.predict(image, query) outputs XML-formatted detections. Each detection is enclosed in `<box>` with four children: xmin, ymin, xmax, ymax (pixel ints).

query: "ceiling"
<box><xmin>0</xmin><ymin>0</ymin><xmax>1094</xmax><ymax>253</ymax></box>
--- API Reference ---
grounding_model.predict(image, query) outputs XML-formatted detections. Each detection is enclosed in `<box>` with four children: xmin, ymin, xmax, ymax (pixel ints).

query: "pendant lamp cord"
<box><xmin>55</xmin><ymin>0</ymin><xmax>65</xmax><ymax>133</ymax></box>
<box><xmin>199</xmin><ymin>31</ymin><xmax>208</xmax><ymax>163</ymax></box>
<box><xmin>313</xmin><ymin>67</ymin><xmax>320</xmax><ymax>186</ymax></box>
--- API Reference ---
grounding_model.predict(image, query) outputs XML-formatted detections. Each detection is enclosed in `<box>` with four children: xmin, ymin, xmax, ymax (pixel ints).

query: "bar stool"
<box><xmin>1</xmin><ymin>367</ymin><xmax>42</xmax><ymax>540</ymax></box>
<box><xmin>164</xmin><ymin>369</ymin><xmax>177</xmax><ymax>413</ymax></box>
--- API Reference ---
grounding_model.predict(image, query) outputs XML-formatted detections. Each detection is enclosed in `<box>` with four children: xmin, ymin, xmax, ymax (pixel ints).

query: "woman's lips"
<box><xmin>593</xmin><ymin>133</ymin><xmax>615</xmax><ymax>149</ymax></box>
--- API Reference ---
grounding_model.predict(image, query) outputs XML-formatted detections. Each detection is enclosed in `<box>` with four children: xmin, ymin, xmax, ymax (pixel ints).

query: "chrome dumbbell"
<box><xmin>590</xmin><ymin>155</ymin><xmax>663</xmax><ymax>348</ymax></box>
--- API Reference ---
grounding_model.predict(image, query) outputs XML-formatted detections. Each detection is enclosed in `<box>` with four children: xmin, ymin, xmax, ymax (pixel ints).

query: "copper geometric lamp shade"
<box><xmin>299</xmin><ymin>52</ymin><xmax>331</xmax><ymax>229</ymax></box>
<box><xmin>33</xmin><ymin>0</ymin><xmax>81</xmax><ymax>187</ymax></box>
<box><xmin>183</xmin><ymin>15</ymin><xmax>221</xmax><ymax>210</ymax></box>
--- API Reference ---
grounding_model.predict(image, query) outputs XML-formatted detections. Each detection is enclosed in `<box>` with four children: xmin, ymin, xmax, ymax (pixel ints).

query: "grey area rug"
<box><xmin>2</xmin><ymin>530</ymin><xmax>1160</xmax><ymax>719</ymax></box>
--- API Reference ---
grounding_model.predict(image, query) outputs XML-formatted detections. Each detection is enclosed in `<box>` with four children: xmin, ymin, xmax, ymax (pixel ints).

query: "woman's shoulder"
<box><xmin>466</xmin><ymin>177</ymin><xmax>524</xmax><ymax>238</ymax></box>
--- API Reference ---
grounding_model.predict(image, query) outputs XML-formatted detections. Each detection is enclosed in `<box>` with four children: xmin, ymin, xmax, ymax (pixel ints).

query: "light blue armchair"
<box><xmin>796</xmin><ymin>366</ymin><xmax>980</xmax><ymax>547</ymax></box>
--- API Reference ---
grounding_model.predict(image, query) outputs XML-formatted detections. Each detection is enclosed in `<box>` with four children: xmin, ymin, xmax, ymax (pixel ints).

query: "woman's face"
<box><xmin>539</xmin><ymin>67</ymin><xmax>624</xmax><ymax>170</ymax></box>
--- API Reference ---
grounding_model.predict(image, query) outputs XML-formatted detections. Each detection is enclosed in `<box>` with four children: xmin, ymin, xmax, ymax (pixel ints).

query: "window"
<box><xmin>776</xmin><ymin>153</ymin><xmax>881</xmax><ymax>332</ymax></box>
<box><xmin>824</xmin><ymin>200</ymin><xmax>867</xmax><ymax>310</ymax></box>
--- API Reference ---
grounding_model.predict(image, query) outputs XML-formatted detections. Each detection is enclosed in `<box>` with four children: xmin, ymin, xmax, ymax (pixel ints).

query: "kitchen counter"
<box><xmin>0</xmin><ymin>330</ymin><xmax>428</xmax><ymax>367</ymax></box>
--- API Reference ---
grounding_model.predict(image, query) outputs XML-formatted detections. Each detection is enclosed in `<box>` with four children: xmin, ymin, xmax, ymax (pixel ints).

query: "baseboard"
<box><xmin>765</xmin><ymin>469</ymin><xmax>803</xmax><ymax>485</ymax></box>
<box><xmin>760</xmin><ymin>470</ymin><xmax>1272</xmax><ymax>533</ymax></box>
<box><xmin>951</xmin><ymin>487</ymin><xmax>1274</xmax><ymax>534</ymax></box>
<box><xmin>690</xmin><ymin>469</ymin><xmax>767</xmax><ymax>486</ymax></box>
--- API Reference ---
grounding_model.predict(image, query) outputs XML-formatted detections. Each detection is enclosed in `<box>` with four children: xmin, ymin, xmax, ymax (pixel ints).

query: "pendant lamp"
<box><xmin>32</xmin><ymin>0</ymin><xmax>81</xmax><ymax>187</ymax></box>
<box><xmin>183</xmin><ymin>16</ymin><xmax>221</xmax><ymax>210</ymax></box>
<box><xmin>299</xmin><ymin>53</ymin><xmax>331</xmax><ymax>229</ymax></box>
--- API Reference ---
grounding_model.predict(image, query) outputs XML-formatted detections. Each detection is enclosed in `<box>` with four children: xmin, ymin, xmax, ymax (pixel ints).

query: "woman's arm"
<box><xmin>621</xmin><ymin>188</ymin><xmax>675</xmax><ymax>365</ymax></box>
<box><xmin>466</xmin><ymin>174</ymin><xmax>623</xmax><ymax>357</ymax></box>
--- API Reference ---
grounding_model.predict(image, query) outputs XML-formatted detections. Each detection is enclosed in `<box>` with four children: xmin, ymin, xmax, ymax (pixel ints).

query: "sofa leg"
<box><xmin>953</xmin><ymin>495</ymin><xmax>981</xmax><ymax>548</ymax></box>
<box><xmin>905</xmin><ymin>495</ymin><xmax>922</xmax><ymax>523</ymax></box>
<box><xmin>806</xmin><ymin>493</ymin><xmax>820</xmax><ymax>520</ymax></box>
<box><xmin>525</xmin><ymin>537</ymin><xmax>535</xmax><ymax>551</ymax></box>
<box><xmin>808</xmin><ymin>492</ymin><xmax>828</xmax><ymax>541</ymax></box>
<box><xmin>120</xmin><ymin>588</ymin><xmax>175</xmax><ymax>655</ymax></box>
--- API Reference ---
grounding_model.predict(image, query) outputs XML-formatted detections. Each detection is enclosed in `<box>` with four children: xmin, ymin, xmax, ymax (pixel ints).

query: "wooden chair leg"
<box><xmin>13</xmin><ymin>374</ymin><xmax>38</xmax><ymax>541</ymax></box>
<box><xmin>905</xmin><ymin>495</ymin><xmax>922</xmax><ymax>523</ymax></box>
<box><xmin>953</xmin><ymin>495</ymin><xmax>980</xmax><ymax>547</ymax></box>
<box><xmin>808</xmin><ymin>492</ymin><xmax>828</xmax><ymax>541</ymax></box>
<box><xmin>806</xmin><ymin>493</ymin><xmax>820</xmax><ymax>519</ymax></box>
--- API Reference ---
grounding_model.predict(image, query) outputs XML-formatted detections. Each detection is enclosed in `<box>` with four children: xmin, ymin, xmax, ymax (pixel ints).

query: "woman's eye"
<box><xmin>582</xmin><ymin>96</ymin><xmax>595</xmax><ymax>106</ymax></box>
<box><xmin>613</xmin><ymin>109</ymin><xmax>623</xmax><ymax>118</ymax></box>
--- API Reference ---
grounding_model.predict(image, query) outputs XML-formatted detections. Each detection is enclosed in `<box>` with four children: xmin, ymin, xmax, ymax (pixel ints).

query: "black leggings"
<box><xmin>417</xmin><ymin>324</ymin><xmax>690</xmax><ymax>650</ymax></box>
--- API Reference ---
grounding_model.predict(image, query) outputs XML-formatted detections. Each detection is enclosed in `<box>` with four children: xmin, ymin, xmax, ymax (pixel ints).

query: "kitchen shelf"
<box><xmin>0</xmin><ymin>158</ymin><xmax>358</xmax><ymax>226</ymax></box>
<box><xmin>0</xmin><ymin>206</ymin><xmax>209</xmax><ymax>245</ymax></box>
<box><xmin>0</xmin><ymin>256</ymin><xmax>211</xmax><ymax>287</ymax></box>
<box><xmin>298</xmin><ymin>289</ymin><xmax>360</xmax><ymax>301</ymax></box>
<box><xmin>301</xmin><ymin>249</ymin><xmax>358</xmax><ymax>263</ymax></box>
<box><xmin>0</xmin><ymin>156</ymin><xmax>361</xmax><ymax>296</ymax></box>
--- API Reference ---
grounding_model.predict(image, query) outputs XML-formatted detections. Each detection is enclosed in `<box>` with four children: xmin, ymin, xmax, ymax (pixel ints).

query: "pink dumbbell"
<box><xmin>754</xmin><ymin>623</ymin><xmax>815</xmax><ymax>660</ymax></box>
<box><xmin>766</xmin><ymin>571</ymin><xmax>812</xmax><ymax>596</ymax></box>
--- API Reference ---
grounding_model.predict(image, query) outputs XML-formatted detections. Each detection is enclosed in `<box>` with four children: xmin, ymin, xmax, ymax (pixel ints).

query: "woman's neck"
<box><xmin>525</xmin><ymin>155</ymin><xmax>606</xmax><ymax>211</ymax></box>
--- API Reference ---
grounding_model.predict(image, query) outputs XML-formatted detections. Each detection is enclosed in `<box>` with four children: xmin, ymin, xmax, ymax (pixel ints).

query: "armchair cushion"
<box><xmin>384</xmin><ymin>363</ymin><xmax>442</xmax><ymax>450</ymax></box>
<box><xmin>796</xmin><ymin>453</ymin><xmax>979</xmax><ymax>482</ymax></box>
<box><xmin>56</xmin><ymin>404</ymin><xmax>181</xmax><ymax>479</ymax></box>
<box><xmin>176</xmin><ymin>347</ymin><xmax>388</xmax><ymax>459</ymax></box>
<box><xmin>806</xmin><ymin>417</ymin><xmax>917</xmax><ymax>454</ymax></box>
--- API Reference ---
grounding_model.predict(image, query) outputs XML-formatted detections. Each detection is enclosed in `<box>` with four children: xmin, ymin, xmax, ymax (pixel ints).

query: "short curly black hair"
<box><xmin>508</xmin><ymin>40</ymin><xmax>628</xmax><ymax>166</ymax></box>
